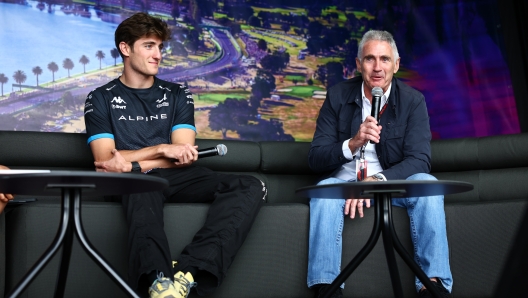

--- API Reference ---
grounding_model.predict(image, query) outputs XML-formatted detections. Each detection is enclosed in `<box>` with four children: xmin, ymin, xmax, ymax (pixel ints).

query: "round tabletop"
<box><xmin>296</xmin><ymin>180</ymin><xmax>474</xmax><ymax>199</ymax></box>
<box><xmin>0</xmin><ymin>171</ymin><xmax>168</xmax><ymax>196</ymax></box>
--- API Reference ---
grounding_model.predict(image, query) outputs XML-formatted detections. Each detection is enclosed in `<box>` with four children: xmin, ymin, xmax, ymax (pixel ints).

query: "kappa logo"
<box><xmin>111</xmin><ymin>96</ymin><xmax>127</xmax><ymax>109</ymax></box>
<box><xmin>111</xmin><ymin>96</ymin><xmax>127</xmax><ymax>104</ymax></box>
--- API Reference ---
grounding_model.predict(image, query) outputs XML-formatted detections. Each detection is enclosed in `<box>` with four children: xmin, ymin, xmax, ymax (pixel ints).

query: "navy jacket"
<box><xmin>309</xmin><ymin>76</ymin><xmax>432</xmax><ymax>181</ymax></box>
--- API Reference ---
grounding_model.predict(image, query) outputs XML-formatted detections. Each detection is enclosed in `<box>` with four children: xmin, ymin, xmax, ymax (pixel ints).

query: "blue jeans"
<box><xmin>307</xmin><ymin>173</ymin><xmax>453</xmax><ymax>293</ymax></box>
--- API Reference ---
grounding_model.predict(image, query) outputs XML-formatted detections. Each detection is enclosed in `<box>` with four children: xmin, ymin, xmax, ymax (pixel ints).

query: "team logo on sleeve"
<box><xmin>156</xmin><ymin>93</ymin><xmax>169</xmax><ymax>108</ymax></box>
<box><xmin>186</xmin><ymin>94</ymin><xmax>194</xmax><ymax>104</ymax></box>
<box><xmin>84</xmin><ymin>101</ymin><xmax>94</xmax><ymax>114</ymax></box>
<box><xmin>111</xmin><ymin>96</ymin><xmax>127</xmax><ymax>109</ymax></box>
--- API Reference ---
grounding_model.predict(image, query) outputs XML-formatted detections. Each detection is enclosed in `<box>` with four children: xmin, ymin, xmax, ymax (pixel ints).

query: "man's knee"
<box><xmin>310</xmin><ymin>197</ymin><xmax>343</xmax><ymax>212</ymax></box>
<box><xmin>407</xmin><ymin>173</ymin><xmax>437</xmax><ymax>181</ymax></box>
<box><xmin>239</xmin><ymin>175</ymin><xmax>267</xmax><ymax>201</ymax></box>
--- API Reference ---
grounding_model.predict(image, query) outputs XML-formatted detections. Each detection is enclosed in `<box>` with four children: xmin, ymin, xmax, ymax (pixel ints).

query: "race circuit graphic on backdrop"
<box><xmin>0</xmin><ymin>0</ymin><xmax>519</xmax><ymax>141</ymax></box>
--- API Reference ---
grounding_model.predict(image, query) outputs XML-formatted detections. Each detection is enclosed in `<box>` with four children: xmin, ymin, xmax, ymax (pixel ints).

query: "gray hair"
<box><xmin>357</xmin><ymin>30</ymin><xmax>399</xmax><ymax>61</ymax></box>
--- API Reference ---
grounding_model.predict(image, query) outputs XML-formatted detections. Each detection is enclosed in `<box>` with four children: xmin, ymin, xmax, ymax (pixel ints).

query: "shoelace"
<box><xmin>150</xmin><ymin>272</ymin><xmax>171</xmax><ymax>292</ymax></box>
<box><xmin>174</xmin><ymin>274</ymin><xmax>197</xmax><ymax>297</ymax></box>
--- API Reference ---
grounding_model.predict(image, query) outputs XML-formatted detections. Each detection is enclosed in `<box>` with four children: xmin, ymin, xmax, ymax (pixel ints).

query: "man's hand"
<box><xmin>345</xmin><ymin>198</ymin><xmax>371</xmax><ymax>219</ymax></box>
<box><xmin>94</xmin><ymin>149</ymin><xmax>130</xmax><ymax>172</ymax></box>
<box><xmin>0</xmin><ymin>193</ymin><xmax>14</xmax><ymax>204</ymax></box>
<box><xmin>0</xmin><ymin>165</ymin><xmax>15</xmax><ymax>213</ymax></box>
<box><xmin>344</xmin><ymin>176</ymin><xmax>378</xmax><ymax>218</ymax></box>
<box><xmin>348</xmin><ymin>116</ymin><xmax>382</xmax><ymax>151</ymax></box>
<box><xmin>163</xmin><ymin>143</ymin><xmax>198</xmax><ymax>166</ymax></box>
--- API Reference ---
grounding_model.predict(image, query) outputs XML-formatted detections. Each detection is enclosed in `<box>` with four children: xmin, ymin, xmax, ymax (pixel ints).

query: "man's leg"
<box><xmin>159</xmin><ymin>166</ymin><xmax>266</xmax><ymax>296</ymax></box>
<box><xmin>121</xmin><ymin>187</ymin><xmax>173</xmax><ymax>294</ymax></box>
<box><xmin>391</xmin><ymin>173</ymin><xmax>453</xmax><ymax>293</ymax></box>
<box><xmin>307</xmin><ymin>177</ymin><xmax>347</xmax><ymax>290</ymax></box>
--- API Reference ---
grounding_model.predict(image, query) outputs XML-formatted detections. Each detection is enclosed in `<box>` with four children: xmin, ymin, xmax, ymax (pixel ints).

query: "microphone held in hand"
<box><xmin>369</xmin><ymin>87</ymin><xmax>384</xmax><ymax>144</ymax></box>
<box><xmin>171</xmin><ymin>144</ymin><xmax>227</xmax><ymax>163</ymax></box>
<box><xmin>370</xmin><ymin>87</ymin><xmax>383</xmax><ymax>121</ymax></box>
<box><xmin>198</xmin><ymin>144</ymin><xmax>228</xmax><ymax>158</ymax></box>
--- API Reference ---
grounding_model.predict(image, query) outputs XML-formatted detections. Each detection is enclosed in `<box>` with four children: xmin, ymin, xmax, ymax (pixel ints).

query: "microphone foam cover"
<box><xmin>216</xmin><ymin>144</ymin><xmax>227</xmax><ymax>156</ymax></box>
<box><xmin>372</xmin><ymin>87</ymin><xmax>384</xmax><ymax>97</ymax></box>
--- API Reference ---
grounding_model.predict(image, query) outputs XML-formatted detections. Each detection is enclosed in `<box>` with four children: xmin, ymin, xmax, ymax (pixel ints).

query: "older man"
<box><xmin>307</xmin><ymin>30</ymin><xmax>452</xmax><ymax>298</ymax></box>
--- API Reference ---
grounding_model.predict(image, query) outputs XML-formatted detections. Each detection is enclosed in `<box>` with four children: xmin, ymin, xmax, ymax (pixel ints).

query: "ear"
<box><xmin>355</xmin><ymin>57</ymin><xmax>362</xmax><ymax>73</ymax></box>
<box><xmin>394</xmin><ymin>57</ymin><xmax>400</xmax><ymax>74</ymax></box>
<box><xmin>119</xmin><ymin>41</ymin><xmax>131</xmax><ymax>58</ymax></box>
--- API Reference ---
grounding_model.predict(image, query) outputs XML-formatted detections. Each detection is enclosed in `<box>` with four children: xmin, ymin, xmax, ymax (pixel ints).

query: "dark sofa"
<box><xmin>1</xmin><ymin>130</ymin><xmax>527</xmax><ymax>298</ymax></box>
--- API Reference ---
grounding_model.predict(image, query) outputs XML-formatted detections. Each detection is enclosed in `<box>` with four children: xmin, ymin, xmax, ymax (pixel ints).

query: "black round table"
<box><xmin>0</xmin><ymin>171</ymin><xmax>169</xmax><ymax>298</ymax></box>
<box><xmin>296</xmin><ymin>180</ymin><xmax>473</xmax><ymax>298</ymax></box>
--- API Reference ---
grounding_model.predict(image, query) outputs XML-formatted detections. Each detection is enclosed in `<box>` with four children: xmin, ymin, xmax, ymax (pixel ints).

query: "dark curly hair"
<box><xmin>114</xmin><ymin>12</ymin><xmax>171</xmax><ymax>58</ymax></box>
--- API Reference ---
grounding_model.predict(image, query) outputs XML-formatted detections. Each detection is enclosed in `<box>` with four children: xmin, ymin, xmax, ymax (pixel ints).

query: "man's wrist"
<box><xmin>130</xmin><ymin>161</ymin><xmax>142</xmax><ymax>172</ymax></box>
<box><xmin>371</xmin><ymin>173</ymin><xmax>386</xmax><ymax>181</ymax></box>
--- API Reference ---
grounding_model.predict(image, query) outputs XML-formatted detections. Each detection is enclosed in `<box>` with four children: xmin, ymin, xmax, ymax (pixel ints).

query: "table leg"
<box><xmin>54</xmin><ymin>189</ymin><xmax>77</xmax><ymax>298</ymax></box>
<box><xmin>322</xmin><ymin>192</ymin><xmax>445</xmax><ymax>298</ymax></box>
<box><xmin>7</xmin><ymin>190</ymin><xmax>73</xmax><ymax>298</ymax></box>
<box><xmin>381</xmin><ymin>194</ymin><xmax>404</xmax><ymax>298</ymax></box>
<box><xmin>72</xmin><ymin>189</ymin><xmax>140</xmax><ymax>298</ymax></box>
<box><xmin>321</xmin><ymin>197</ymin><xmax>383</xmax><ymax>298</ymax></box>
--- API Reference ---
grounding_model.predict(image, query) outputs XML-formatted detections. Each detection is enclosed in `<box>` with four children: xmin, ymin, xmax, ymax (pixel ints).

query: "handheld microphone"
<box><xmin>198</xmin><ymin>144</ymin><xmax>228</xmax><ymax>158</ymax></box>
<box><xmin>170</xmin><ymin>144</ymin><xmax>227</xmax><ymax>163</ymax></box>
<box><xmin>369</xmin><ymin>87</ymin><xmax>383</xmax><ymax>144</ymax></box>
<box><xmin>371</xmin><ymin>87</ymin><xmax>383</xmax><ymax>121</ymax></box>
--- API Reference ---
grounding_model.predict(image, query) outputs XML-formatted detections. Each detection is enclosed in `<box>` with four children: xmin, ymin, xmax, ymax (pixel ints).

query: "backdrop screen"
<box><xmin>0</xmin><ymin>0</ymin><xmax>519</xmax><ymax>141</ymax></box>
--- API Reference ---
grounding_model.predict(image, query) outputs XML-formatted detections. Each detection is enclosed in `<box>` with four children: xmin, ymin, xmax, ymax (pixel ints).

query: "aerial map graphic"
<box><xmin>0</xmin><ymin>0</ymin><xmax>520</xmax><ymax>141</ymax></box>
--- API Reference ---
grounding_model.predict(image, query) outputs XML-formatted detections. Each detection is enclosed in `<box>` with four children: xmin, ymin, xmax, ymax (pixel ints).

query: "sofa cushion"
<box><xmin>195</xmin><ymin>139</ymin><xmax>261</xmax><ymax>172</ymax></box>
<box><xmin>263</xmin><ymin>174</ymin><xmax>317</xmax><ymax>204</ymax></box>
<box><xmin>0</xmin><ymin>131</ymin><xmax>93</xmax><ymax>170</ymax></box>
<box><xmin>434</xmin><ymin>167</ymin><xmax>528</xmax><ymax>203</ymax></box>
<box><xmin>259</xmin><ymin>141</ymin><xmax>314</xmax><ymax>175</ymax></box>
<box><xmin>446</xmin><ymin>201</ymin><xmax>528</xmax><ymax>297</ymax></box>
<box><xmin>431</xmin><ymin>133</ymin><xmax>528</xmax><ymax>172</ymax></box>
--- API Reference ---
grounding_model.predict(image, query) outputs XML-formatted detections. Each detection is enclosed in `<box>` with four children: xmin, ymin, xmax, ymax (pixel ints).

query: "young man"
<box><xmin>307</xmin><ymin>30</ymin><xmax>452</xmax><ymax>298</ymax></box>
<box><xmin>0</xmin><ymin>165</ymin><xmax>15</xmax><ymax>213</ymax></box>
<box><xmin>84</xmin><ymin>13</ymin><xmax>266</xmax><ymax>298</ymax></box>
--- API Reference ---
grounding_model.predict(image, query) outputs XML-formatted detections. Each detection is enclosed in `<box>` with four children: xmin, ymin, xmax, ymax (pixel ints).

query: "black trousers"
<box><xmin>121</xmin><ymin>166</ymin><xmax>266</xmax><ymax>296</ymax></box>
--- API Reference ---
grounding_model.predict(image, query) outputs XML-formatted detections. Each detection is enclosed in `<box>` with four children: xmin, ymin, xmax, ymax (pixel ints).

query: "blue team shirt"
<box><xmin>84</xmin><ymin>77</ymin><xmax>195</xmax><ymax>150</ymax></box>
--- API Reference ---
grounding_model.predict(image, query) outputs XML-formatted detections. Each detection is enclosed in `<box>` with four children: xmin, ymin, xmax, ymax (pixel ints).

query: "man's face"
<box><xmin>356</xmin><ymin>40</ymin><xmax>400</xmax><ymax>97</ymax></box>
<box><xmin>122</xmin><ymin>35</ymin><xmax>164</xmax><ymax>77</ymax></box>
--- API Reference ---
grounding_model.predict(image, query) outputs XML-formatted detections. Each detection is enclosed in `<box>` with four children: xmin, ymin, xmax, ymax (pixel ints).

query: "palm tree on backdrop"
<box><xmin>0</xmin><ymin>73</ymin><xmax>8</xmax><ymax>97</ymax></box>
<box><xmin>63</xmin><ymin>58</ymin><xmax>74</xmax><ymax>78</ymax></box>
<box><xmin>32</xmin><ymin>66</ymin><xmax>43</xmax><ymax>87</ymax></box>
<box><xmin>13</xmin><ymin>70</ymin><xmax>27</xmax><ymax>91</ymax></box>
<box><xmin>79</xmin><ymin>55</ymin><xmax>90</xmax><ymax>73</ymax></box>
<box><xmin>48</xmin><ymin>62</ymin><xmax>59</xmax><ymax>82</ymax></box>
<box><xmin>110</xmin><ymin>48</ymin><xmax>120</xmax><ymax>66</ymax></box>
<box><xmin>95</xmin><ymin>50</ymin><xmax>105</xmax><ymax>69</ymax></box>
